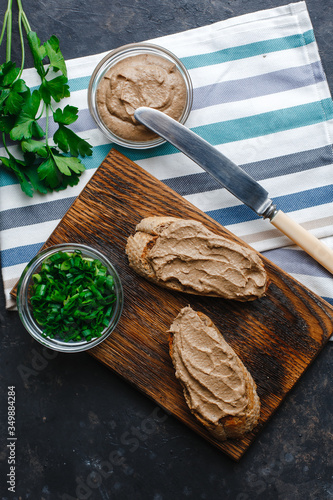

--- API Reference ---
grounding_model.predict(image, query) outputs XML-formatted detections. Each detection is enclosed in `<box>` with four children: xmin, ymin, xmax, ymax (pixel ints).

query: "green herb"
<box><xmin>0</xmin><ymin>0</ymin><xmax>92</xmax><ymax>196</ymax></box>
<box><xmin>30</xmin><ymin>250</ymin><xmax>117</xmax><ymax>342</ymax></box>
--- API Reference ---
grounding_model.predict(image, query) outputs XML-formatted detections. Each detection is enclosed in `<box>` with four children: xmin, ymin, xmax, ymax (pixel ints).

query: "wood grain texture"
<box><xmin>14</xmin><ymin>148</ymin><xmax>333</xmax><ymax>460</ymax></box>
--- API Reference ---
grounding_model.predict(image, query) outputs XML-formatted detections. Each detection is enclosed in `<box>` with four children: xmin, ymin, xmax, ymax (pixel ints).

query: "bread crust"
<box><xmin>169</xmin><ymin>308</ymin><xmax>260</xmax><ymax>440</ymax></box>
<box><xmin>126</xmin><ymin>216</ymin><xmax>177</xmax><ymax>281</ymax></box>
<box><xmin>135</xmin><ymin>216</ymin><xmax>177</xmax><ymax>235</ymax></box>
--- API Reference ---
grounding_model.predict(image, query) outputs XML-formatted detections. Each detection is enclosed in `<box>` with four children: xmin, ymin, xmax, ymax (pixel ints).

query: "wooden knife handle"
<box><xmin>270</xmin><ymin>210</ymin><xmax>333</xmax><ymax>274</ymax></box>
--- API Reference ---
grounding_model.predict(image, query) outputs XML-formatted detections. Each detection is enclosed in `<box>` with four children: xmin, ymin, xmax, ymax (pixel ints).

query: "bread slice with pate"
<box><xmin>169</xmin><ymin>306</ymin><xmax>260</xmax><ymax>440</ymax></box>
<box><xmin>125</xmin><ymin>216</ymin><xmax>267</xmax><ymax>301</ymax></box>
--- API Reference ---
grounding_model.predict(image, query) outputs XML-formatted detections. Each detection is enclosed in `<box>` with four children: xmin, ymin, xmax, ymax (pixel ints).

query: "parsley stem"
<box><xmin>0</xmin><ymin>0</ymin><xmax>11</xmax><ymax>52</ymax></box>
<box><xmin>16</xmin><ymin>0</ymin><xmax>31</xmax><ymax>33</ymax></box>
<box><xmin>1</xmin><ymin>132</ymin><xmax>10</xmax><ymax>156</ymax></box>
<box><xmin>0</xmin><ymin>0</ymin><xmax>13</xmax><ymax>62</ymax></box>
<box><xmin>17</xmin><ymin>6</ymin><xmax>25</xmax><ymax>77</ymax></box>
<box><xmin>35</xmin><ymin>102</ymin><xmax>45</xmax><ymax>121</ymax></box>
<box><xmin>45</xmin><ymin>104</ymin><xmax>50</xmax><ymax>147</ymax></box>
<box><xmin>16</xmin><ymin>0</ymin><xmax>31</xmax><ymax>78</ymax></box>
<box><xmin>6</xmin><ymin>9</ymin><xmax>12</xmax><ymax>62</ymax></box>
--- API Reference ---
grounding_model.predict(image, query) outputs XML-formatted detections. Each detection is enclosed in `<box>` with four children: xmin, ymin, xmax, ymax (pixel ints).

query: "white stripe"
<box><xmin>84</xmin><ymin>127</ymin><xmax>113</xmax><ymax>147</ymax></box>
<box><xmin>240</xmin><ymin>207</ymin><xmax>333</xmax><ymax>252</ymax></box>
<box><xmin>2</xmin><ymin>262</ymin><xmax>28</xmax><ymax>310</ymax></box>
<box><xmin>289</xmin><ymin>273</ymin><xmax>333</xmax><ymax>299</ymax></box>
<box><xmin>0</xmin><ymin>169</ymin><xmax>95</xmax><ymax>210</ymax></box>
<box><xmin>4</xmin><ymin>293</ymin><xmax>16</xmax><ymax>310</ymax></box>
<box><xmin>52</xmin><ymin>87</ymin><xmax>89</xmax><ymax>110</ymax></box>
<box><xmin>260</xmin><ymin>164</ymin><xmax>333</xmax><ymax>197</ymax></box>
<box><xmin>1</xmin><ymin>222</ymin><xmax>60</xmax><ymax>251</ymax></box>
<box><xmin>226</xmin><ymin>122</ymin><xmax>333</xmax><ymax>166</ymax></box>
<box><xmin>231</xmin><ymin>203</ymin><xmax>333</xmax><ymax>239</ymax></box>
<box><xmin>136</xmin><ymin>152</ymin><xmax>203</xmax><ymax>180</ymax></box>
<box><xmin>2</xmin><ymin>262</ymin><xmax>28</xmax><ymax>280</ymax></box>
<box><xmin>275</xmin><ymin>235</ymin><xmax>333</xmax><ymax>250</ymax></box>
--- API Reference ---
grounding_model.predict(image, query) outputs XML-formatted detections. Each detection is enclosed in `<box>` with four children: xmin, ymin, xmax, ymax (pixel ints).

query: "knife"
<box><xmin>134</xmin><ymin>106</ymin><xmax>333</xmax><ymax>274</ymax></box>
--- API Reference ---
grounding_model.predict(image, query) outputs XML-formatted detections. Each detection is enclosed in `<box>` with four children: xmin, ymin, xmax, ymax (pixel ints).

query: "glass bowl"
<box><xmin>17</xmin><ymin>243</ymin><xmax>123</xmax><ymax>353</ymax></box>
<box><xmin>88</xmin><ymin>42</ymin><xmax>193</xmax><ymax>149</ymax></box>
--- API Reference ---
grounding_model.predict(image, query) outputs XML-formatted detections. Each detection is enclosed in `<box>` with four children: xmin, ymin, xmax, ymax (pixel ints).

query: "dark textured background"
<box><xmin>0</xmin><ymin>1</ymin><xmax>332</xmax><ymax>499</ymax></box>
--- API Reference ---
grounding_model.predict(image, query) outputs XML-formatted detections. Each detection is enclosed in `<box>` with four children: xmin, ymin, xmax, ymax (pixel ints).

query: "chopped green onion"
<box><xmin>29</xmin><ymin>250</ymin><xmax>117</xmax><ymax>342</ymax></box>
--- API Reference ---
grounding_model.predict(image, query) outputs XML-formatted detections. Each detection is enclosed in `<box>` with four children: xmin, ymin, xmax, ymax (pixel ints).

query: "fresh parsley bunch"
<box><xmin>0</xmin><ymin>0</ymin><xmax>93</xmax><ymax>196</ymax></box>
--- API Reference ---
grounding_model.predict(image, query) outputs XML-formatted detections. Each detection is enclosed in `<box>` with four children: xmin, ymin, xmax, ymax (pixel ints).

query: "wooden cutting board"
<box><xmin>17</xmin><ymin>148</ymin><xmax>333</xmax><ymax>460</ymax></box>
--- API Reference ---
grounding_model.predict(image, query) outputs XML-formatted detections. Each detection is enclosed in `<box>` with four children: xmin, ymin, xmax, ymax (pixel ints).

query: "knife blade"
<box><xmin>134</xmin><ymin>106</ymin><xmax>333</xmax><ymax>274</ymax></box>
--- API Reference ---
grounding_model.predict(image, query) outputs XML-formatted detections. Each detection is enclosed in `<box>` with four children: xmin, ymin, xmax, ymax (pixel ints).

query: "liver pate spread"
<box><xmin>96</xmin><ymin>53</ymin><xmax>187</xmax><ymax>141</ymax></box>
<box><xmin>145</xmin><ymin>219</ymin><xmax>267</xmax><ymax>300</ymax></box>
<box><xmin>169</xmin><ymin>307</ymin><xmax>251</xmax><ymax>425</ymax></box>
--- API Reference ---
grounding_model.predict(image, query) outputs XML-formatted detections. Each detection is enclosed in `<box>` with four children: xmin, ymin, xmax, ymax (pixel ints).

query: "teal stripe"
<box><xmin>174</xmin><ymin>30</ymin><xmax>314</xmax><ymax>70</ymax></box>
<box><xmin>69</xmin><ymin>75</ymin><xmax>91</xmax><ymax>92</ymax></box>
<box><xmin>1</xmin><ymin>97</ymin><xmax>332</xmax><ymax>188</ymax></box>
<box><xmin>303</xmin><ymin>29</ymin><xmax>316</xmax><ymax>45</ymax></box>
<box><xmin>78</xmin><ymin>143</ymin><xmax>112</xmax><ymax>169</ymax></box>
<box><xmin>64</xmin><ymin>30</ymin><xmax>316</xmax><ymax>93</ymax></box>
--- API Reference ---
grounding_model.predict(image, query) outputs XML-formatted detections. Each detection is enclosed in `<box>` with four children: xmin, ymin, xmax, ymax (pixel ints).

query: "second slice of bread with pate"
<box><xmin>169</xmin><ymin>306</ymin><xmax>260</xmax><ymax>440</ymax></box>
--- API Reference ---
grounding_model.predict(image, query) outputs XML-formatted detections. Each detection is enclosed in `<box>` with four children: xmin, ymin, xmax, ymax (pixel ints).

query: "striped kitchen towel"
<box><xmin>1</xmin><ymin>1</ymin><xmax>333</xmax><ymax>317</ymax></box>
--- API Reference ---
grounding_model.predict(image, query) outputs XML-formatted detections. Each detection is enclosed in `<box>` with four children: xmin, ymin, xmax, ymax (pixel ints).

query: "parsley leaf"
<box><xmin>0</xmin><ymin>114</ymin><xmax>16</xmax><ymax>133</ymax></box>
<box><xmin>53</xmin><ymin>154</ymin><xmax>86</xmax><ymax>176</ymax></box>
<box><xmin>27</xmin><ymin>31</ymin><xmax>47</xmax><ymax>78</ymax></box>
<box><xmin>10</xmin><ymin>89</ymin><xmax>44</xmax><ymax>140</ymax></box>
<box><xmin>37</xmin><ymin>148</ymin><xmax>85</xmax><ymax>190</ymax></box>
<box><xmin>39</xmin><ymin>74</ymin><xmax>70</xmax><ymax>104</ymax></box>
<box><xmin>0</xmin><ymin>62</ymin><xmax>28</xmax><ymax>114</ymax></box>
<box><xmin>37</xmin><ymin>155</ymin><xmax>61</xmax><ymax>188</ymax></box>
<box><xmin>53</xmin><ymin>105</ymin><xmax>78</xmax><ymax>125</ymax></box>
<box><xmin>44</xmin><ymin>35</ymin><xmax>67</xmax><ymax>77</ymax></box>
<box><xmin>23</xmin><ymin>159</ymin><xmax>49</xmax><ymax>194</ymax></box>
<box><xmin>0</xmin><ymin>153</ymin><xmax>34</xmax><ymax>197</ymax></box>
<box><xmin>21</xmin><ymin>138</ymin><xmax>48</xmax><ymax>157</ymax></box>
<box><xmin>0</xmin><ymin>61</ymin><xmax>20</xmax><ymax>87</ymax></box>
<box><xmin>27</xmin><ymin>31</ymin><xmax>69</xmax><ymax>104</ymax></box>
<box><xmin>5</xmin><ymin>92</ymin><xmax>24</xmax><ymax>114</ymax></box>
<box><xmin>53</xmin><ymin>126</ymin><xmax>93</xmax><ymax>157</ymax></box>
<box><xmin>53</xmin><ymin>106</ymin><xmax>93</xmax><ymax>157</ymax></box>
<box><xmin>0</xmin><ymin>88</ymin><xmax>10</xmax><ymax>108</ymax></box>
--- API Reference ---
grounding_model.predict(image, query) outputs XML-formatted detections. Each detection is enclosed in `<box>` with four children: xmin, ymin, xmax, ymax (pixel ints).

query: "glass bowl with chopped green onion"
<box><xmin>17</xmin><ymin>243</ymin><xmax>123</xmax><ymax>352</ymax></box>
